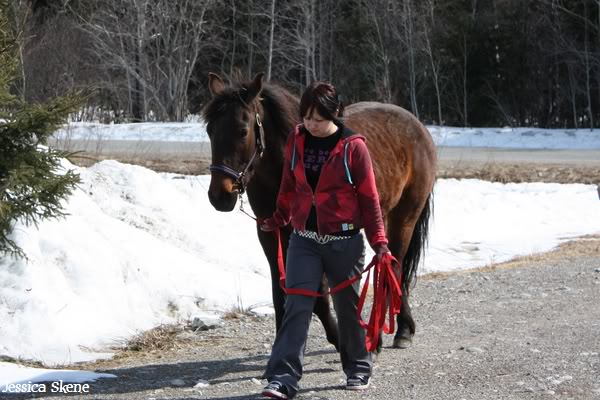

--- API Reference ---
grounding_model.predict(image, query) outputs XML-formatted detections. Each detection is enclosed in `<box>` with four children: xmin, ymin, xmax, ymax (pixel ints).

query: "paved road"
<box><xmin>49</xmin><ymin>139</ymin><xmax>211</xmax><ymax>159</ymax></box>
<box><xmin>50</xmin><ymin>139</ymin><xmax>600</xmax><ymax>166</ymax></box>
<box><xmin>437</xmin><ymin>146</ymin><xmax>600</xmax><ymax>166</ymax></box>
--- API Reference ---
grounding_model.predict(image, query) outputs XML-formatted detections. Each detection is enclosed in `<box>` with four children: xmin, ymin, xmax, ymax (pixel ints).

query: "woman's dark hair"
<box><xmin>299</xmin><ymin>81</ymin><xmax>345</xmax><ymax>122</ymax></box>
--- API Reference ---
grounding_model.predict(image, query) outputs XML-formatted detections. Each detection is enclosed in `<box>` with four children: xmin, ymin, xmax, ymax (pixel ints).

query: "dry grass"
<box><xmin>437</xmin><ymin>160</ymin><xmax>600</xmax><ymax>185</ymax></box>
<box><xmin>68</xmin><ymin>151</ymin><xmax>211</xmax><ymax>176</ymax></box>
<box><xmin>222</xmin><ymin>309</ymin><xmax>249</xmax><ymax>320</ymax></box>
<box><xmin>121</xmin><ymin>323</ymin><xmax>186</xmax><ymax>353</ymax></box>
<box><xmin>0</xmin><ymin>355</ymin><xmax>49</xmax><ymax>369</ymax></box>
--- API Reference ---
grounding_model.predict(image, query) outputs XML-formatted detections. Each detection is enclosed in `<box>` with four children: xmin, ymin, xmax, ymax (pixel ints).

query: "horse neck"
<box><xmin>248</xmin><ymin>94</ymin><xmax>298</xmax><ymax>212</ymax></box>
<box><xmin>259</xmin><ymin>89</ymin><xmax>299</xmax><ymax>171</ymax></box>
<box><xmin>254</xmin><ymin>117</ymin><xmax>287</xmax><ymax>189</ymax></box>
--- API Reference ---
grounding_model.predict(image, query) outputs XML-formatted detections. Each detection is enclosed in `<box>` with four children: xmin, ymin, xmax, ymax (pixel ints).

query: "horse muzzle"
<box><xmin>208</xmin><ymin>177</ymin><xmax>238</xmax><ymax>212</ymax></box>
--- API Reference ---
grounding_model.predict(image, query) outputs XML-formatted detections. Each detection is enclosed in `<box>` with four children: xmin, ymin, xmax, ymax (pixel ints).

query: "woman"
<box><xmin>259</xmin><ymin>81</ymin><xmax>390</xmax><ymax>400</ymax></box>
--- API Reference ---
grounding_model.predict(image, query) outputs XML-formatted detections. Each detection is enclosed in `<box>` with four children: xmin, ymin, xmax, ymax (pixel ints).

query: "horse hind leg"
<box><xmin>389</xmin><ymin>224</ymin><xmax>417</xmax><ymax>349</ymax></box>
<box><xmin>386</xmin><ymin>194</ymin><xmax>432</xmax><ymax>349</ymax></box>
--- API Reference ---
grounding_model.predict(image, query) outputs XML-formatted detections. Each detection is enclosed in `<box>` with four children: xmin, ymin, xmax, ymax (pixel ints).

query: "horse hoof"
<box><xmin>371</xmin><ymin>351</ymin><xmax>379</xmax><ymax>364</ymax></box>
<box><xmin>392</xmin><ymin>336</ymin><xmax>413</xmax><ymax>349</ymax></box>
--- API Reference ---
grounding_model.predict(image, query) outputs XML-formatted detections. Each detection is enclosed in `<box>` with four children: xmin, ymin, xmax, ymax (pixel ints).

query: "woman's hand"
<box><xmin>260</xmin><ymin>218</ymin><xmax>278</xmax><ymax>232</ymax></box>
<box><xmin>375</xmin><ymin>243</ymin><xmax>391</xmax><ymax>261</ymax></box>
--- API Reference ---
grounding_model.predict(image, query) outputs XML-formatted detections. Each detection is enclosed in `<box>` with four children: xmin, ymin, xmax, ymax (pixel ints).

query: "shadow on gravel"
<box><xmin>3</xmin><ymin>354</ymin><xmax>269</xmax><ymax>399</ymax></box>
<box><xmin>304</xmin><ymin>348</ymin><xmax>337</xmax><ymax>357</ymax></box>
<box><xmin>206</xmin><ymin>384</ymin><xmax>342</xmax><ymax>400</ymax></box>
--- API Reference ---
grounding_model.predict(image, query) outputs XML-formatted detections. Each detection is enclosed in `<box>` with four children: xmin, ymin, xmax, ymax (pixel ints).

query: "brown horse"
<box><xmin>203</xmin><ymin>72</ymin><xmax>436</xmax><ymax>350</ymax></box>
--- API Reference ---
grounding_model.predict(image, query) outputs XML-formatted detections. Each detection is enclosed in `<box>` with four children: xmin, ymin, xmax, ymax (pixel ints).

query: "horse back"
<box><xmin>344</xmin><ymin>102</ymin><xmax>437</xmax><ymax>213</ymax></box>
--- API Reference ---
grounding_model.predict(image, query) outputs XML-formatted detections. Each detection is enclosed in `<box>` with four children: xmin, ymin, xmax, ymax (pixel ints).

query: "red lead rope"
<box><xmin>272</xmin><ymin>227</ymin><xmax>403</xmax><ymax>352</ymax></box>
<box><xmin>357</xmin><ymin>252</ymin><xmax>403</xmax><ymax>352</ymax></box>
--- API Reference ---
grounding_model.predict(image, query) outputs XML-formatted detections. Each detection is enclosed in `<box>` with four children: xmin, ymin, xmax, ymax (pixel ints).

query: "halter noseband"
<box><xmin>208</xmin><ymin>97</ymin><xmax>265</xmax><ymax>195</ymax></box>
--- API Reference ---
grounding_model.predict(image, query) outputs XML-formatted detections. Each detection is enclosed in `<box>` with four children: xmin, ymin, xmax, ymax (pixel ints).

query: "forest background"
<box><xmin>6</xmin><ymin>0</ymin><xmax>600</xmax><ymax>129</ymax></box>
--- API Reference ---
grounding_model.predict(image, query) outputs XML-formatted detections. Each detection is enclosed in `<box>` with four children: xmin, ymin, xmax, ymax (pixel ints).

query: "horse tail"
<box><xmin>402</xmin><ymin>191</ymin><xmax>433</xmax><ymax>295</ymax></box>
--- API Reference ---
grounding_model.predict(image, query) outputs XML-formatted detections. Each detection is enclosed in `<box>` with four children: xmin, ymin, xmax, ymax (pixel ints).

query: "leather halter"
<box><xmin>208</xmin><ymin>96</ymin><xmax>265</xmax><ymax>195</ymax></box>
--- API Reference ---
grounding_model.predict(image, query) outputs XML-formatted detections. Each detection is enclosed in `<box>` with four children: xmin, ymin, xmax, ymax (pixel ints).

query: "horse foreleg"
<box><xmin>257</xmin><ymin>227</ymin><xmax>288</xmax><ymax>333</ymax></box>
<box><xmin>269</xmin><ymin>268</ymin><xmax>285</xmax><ymax>332</ymax></box>
<box><xmin>313</xmin><ymin>275</ymin><xmax>339</xmax><ymax>351</ymax></box>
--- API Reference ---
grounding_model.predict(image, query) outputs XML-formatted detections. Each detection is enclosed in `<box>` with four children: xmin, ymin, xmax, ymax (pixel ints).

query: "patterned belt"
<box><xmin>294</xmin><ymin>229</ymin><xmax>353</xmax><ymax>244</ymax></box>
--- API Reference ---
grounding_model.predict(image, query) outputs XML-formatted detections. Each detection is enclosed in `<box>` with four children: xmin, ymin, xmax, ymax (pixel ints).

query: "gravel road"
<box><xmin>27</xmin><ymin>140</ymin><xmax>599</xmax><ymax>399</ymax></box>
<box><xmin>8</xmin><ymin>241</ymin><xmax>600</xmax><ymax>400</ymax></box>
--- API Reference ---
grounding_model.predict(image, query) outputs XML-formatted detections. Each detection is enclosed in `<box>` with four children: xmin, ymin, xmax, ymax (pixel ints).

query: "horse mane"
<box><xmin>260</xmin><ymin>83</ymin><xmax>301</xmax><ymax>141</ymax></box>
<box><xmin>202</xmin><ymin>79</ymin><xmax>299</xmax><ymax>142</ymax></box>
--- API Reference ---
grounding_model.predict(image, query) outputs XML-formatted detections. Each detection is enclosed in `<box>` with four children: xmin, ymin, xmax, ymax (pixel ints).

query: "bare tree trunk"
<box><xmin>133</xmin><ymin>0</ymin><xmax>147</xmax><ymax>121</ymax></box>
<box><xmin>248</xmin><ymin>0</ymin><xmax>254</xmax><ymax>79</ymax></box>
<box><xmin>17</xmin><ymin>20</ymin><xmax>26</xmax><ymax>98</ymax></box>
<box><xmin>366</xmin><ymin>1</ymin><xmax>392</xmax><ymax>103</ymax></box>
<box><xmin>8</xmin><ymin>0</ymin><xmax>30</xmax><ymax>99</ymax></box>
<box><xmin>318</xmin><ymin>0</ymin><xmax>325</xmax><ymax>80</ymax></box>
<box><xmin>230</xmin><ymin>0</ymin><xmax>236</xmax><ymax>77</ymax></box>
<box><xmin>462</xmin><ymin>33</ymin><xmax>468</xmax><ymax>126</ymax></box>
<box><xmin>423</xmin><ymin>0</ymin><xmax>442</xmax><ymax>125</ymax></box>
<box><xmin>404</xmin><ymin>0</ymin><xmax>419</xmax><ymax>118</ymax></box>
<box><xmin>461</xmin><ymin>1</ymin><xmax>479</xmax><ymax>126</ymax></box>
<box><xmin>567</xmin><ymin>63</ymin><xmax>578</xmax><ymax>128</ymax></box>
<box><xmin>328</xmin><ymin>5</ymin><xmax>333</xmax><ymax>80</ymax></box>
<box><xmin>310</xmin><ymin>0</ymin><xmax>317</xmax><ymax>82</ymax></box>
<box><xmin>304</xmin><ymin>7</ymin><xmax>311</xmax><ymax>86</ymax></box>
<box><xmin>583</xmin><ymin>1</ymin><xmax>594</xmax><ymax>129</ymax></box>
<box><xmin>267</xmin><ymin>0</ymin><xmax>276</xmax><ymax>81</ymax></box>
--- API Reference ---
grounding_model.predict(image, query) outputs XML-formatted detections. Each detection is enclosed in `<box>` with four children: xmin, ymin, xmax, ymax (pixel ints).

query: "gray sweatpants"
<box><xmin>264</xmin><ymin>231</ymin><xmax>372</xmax><ymax>396</ymax></box>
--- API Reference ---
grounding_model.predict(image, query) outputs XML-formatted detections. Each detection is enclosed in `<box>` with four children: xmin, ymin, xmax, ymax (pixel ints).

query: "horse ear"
<box><xmin>245</xmin><ymin>72</ymin><xmax>265</xmax><ymax>101</ymax></box>
<box><xmin>208</xmin><ymin>72</ymin><xmax>225</xmax><ymax>97</ymax></box>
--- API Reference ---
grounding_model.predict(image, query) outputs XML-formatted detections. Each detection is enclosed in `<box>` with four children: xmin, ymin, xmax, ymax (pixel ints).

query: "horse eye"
<box><xmin>241</xmin><ymin>127</ymin><xmax>250</xmax><ymax>138</ymax></box>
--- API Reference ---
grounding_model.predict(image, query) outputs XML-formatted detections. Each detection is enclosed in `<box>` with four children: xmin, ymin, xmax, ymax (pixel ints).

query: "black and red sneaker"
<box><xmin>346</xmin><ymin>374</ymin><xmax>371</xmax><ymax>390</ymax></box>
<box><xmin>262</xmin><ymin>381</ymin><xmax>290</xmax><ymax>399</ymax></box>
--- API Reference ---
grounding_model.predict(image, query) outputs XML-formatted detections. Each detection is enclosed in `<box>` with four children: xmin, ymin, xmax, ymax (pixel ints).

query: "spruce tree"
<box><xmin>0</xmin><ymin>1</ymin><xmax>81</xmax><ymax>258</ymax></box>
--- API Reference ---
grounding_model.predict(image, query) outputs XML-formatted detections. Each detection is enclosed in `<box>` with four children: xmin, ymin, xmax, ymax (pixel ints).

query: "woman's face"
<box><xmin>303</xmin><ymin>107</ymin><xmax>336</xmax><ymax>137</ymax></box>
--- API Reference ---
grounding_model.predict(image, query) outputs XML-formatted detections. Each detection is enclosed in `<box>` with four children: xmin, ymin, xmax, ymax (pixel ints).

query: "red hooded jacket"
<box><xmin>272</xmin><ymin>123</ymin><xmax>388</xmax><ymax>249</ymax></box>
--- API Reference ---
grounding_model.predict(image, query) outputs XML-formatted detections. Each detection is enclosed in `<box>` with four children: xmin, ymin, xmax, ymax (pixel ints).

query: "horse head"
<box><xmin>203</xmin><ymin>72</ymin><xmax>266</xmax><ymax>212</ymax></box>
